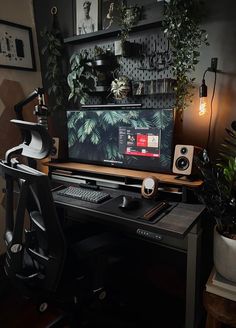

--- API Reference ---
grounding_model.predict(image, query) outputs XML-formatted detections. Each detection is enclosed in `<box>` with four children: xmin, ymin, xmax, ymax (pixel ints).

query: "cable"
<box><xmin>206</xmin><ymin>71</ymin><xmax>217</xmax><ymax>150</ymax></box>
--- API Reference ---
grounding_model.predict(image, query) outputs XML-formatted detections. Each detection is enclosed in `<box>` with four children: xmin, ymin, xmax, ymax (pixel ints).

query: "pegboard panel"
<box><xmin>70</xmin><ymin>27</ymin><xmax>175</xmax><ymax>109</ymax></box>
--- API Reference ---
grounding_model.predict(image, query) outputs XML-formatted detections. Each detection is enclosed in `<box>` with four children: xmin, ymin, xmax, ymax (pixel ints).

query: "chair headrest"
<box><xmin>4</xmin><ymin>119</ymin><xmax>53</xmax><ymax>163</ymax></box>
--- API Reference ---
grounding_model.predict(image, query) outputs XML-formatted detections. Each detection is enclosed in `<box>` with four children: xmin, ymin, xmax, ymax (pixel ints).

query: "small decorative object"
<box><xmin>196</xmin><ymin>121</ymin><xmax>236</xmax><ymax>281</ymax></box>
<box><xmin>141</xmin><ymin>176</ymin><xmax>159</xmax><ymax>199</ymax></box>
<box><xmin>67</xmin><ymin>51</ymin><xmax>95</xmax><ymax>104</ymax></box>
<box><xmin>132</xmin><ymin>81</ymin><xmax>145</xmax><ymax>96</ymax></box>
<box><xmin>111</xmin><ymin>75</ymin><xmax>131</xmax><ymax>99</ymax></box>
<box><xmin>75</xmin><ymin>0</ymin><xmax>98</xmax><ymax>35</ymax></box>
<box><xmin>162</xmin><ymin>0</ymin><xmax>209</xmax><ymax>111</ymax></box>
<box><xmin>0</xmin><ymin>20</ymin><xmax>35</xmax><ymax>70</ymax></box>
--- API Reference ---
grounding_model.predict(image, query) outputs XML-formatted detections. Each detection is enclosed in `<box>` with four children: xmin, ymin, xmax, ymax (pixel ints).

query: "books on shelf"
<box><xmin>206</xmin><ymin>267</ymin><xmax>236</xmax><ymax>302</ymax></box>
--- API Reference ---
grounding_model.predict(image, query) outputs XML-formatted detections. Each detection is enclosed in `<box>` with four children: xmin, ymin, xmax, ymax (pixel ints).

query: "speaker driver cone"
<box><xmin>175</xmin><ymin>156</ymin><xmax>189</xmax><ymax>171</ymax></box>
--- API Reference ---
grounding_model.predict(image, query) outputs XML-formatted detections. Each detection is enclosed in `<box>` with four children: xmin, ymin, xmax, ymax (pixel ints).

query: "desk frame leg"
<box><xmin>185</xmin><ymin>228</ymin><xmax>202</xmax><ymax>328</ymax></box>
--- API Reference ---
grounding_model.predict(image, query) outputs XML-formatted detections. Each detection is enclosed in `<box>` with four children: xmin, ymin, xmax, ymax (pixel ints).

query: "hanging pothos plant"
<box><xmin>41</xmin><ymin>8</ymin><xmax>69</xmax><ymax>112</ymax></box>
<box><xmin>162</xmin><ymin>0</ymin><xmax>209</xmax><ymax>111</ymax></box>
<box><xmin>118</xmin><ymin>3</ymin><xmax>141</xmax><ymax>44</ymax></box>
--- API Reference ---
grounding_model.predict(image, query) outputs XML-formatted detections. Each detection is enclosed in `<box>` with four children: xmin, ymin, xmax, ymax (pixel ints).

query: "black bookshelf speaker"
<box><xmin>50</xmin><ymin>137</ymin><xmax>60</xmax><ymax>160</ymax></box>
<box><xmin>172</xmin><ymin>145</ymin><xmax>201</xmax><ymax>176</ymax></box>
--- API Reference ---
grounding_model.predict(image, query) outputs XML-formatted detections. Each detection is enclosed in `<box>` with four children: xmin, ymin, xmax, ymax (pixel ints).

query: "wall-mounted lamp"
<box><xmin>199</xmin><ymin>57</ymin><xmax>218</xmax><ymax>117</ymax></box>
<box><xmin>199</xmin><ymin>79</ymin><xmax>208</xmax><ymax>116</ymax></box>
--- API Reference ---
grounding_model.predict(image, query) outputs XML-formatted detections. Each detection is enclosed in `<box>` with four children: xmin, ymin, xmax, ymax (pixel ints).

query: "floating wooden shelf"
<box><xmin>46</xmin><ymin>162</ymin><xmax>203</xmax><ymax>188</ymax></box>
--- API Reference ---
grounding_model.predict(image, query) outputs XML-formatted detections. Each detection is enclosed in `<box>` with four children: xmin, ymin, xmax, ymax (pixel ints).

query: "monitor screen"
<box><xmin>66</xmin><ymin>108</ymin><xmax>174</xmax><ymax>173</ymax></box>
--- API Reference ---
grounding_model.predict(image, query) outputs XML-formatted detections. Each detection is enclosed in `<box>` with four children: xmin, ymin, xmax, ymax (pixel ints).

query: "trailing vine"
<box><xmin>41</xmin><ymin>10</ymin><xmax>69</xmax><ymax>112</ymax></box>
<box><xmin>118</xmin><ymin>4</ymin><xmax>141</xmax><ymax>44</ymax></box>
<box><xmin>163</xmin><ymin>0</ymin><xmax>209</xmax><ymax>111</ymax></box>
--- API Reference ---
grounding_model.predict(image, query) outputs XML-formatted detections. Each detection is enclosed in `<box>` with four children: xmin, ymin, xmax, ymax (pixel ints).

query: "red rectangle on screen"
<box><xmin>137</xmin><ymin>134</ymin><xmax>147</xmax><ymax>147</ymax></box>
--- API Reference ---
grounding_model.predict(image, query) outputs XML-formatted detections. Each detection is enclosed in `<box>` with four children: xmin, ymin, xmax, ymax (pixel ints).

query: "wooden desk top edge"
<box><xmin>46</xmin><ymin>162</ymin><xmax>203</xmax><ymax>188</ymax></box>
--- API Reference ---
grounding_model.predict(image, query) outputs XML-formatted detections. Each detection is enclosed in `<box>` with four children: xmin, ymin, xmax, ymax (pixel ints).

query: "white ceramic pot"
<box><xmin>214</xmin><ymin>225</ymin><xmax>236</xmax><ymax>283</ymax></box>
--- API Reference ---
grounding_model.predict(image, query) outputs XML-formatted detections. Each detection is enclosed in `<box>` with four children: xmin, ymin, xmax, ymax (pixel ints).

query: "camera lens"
<box><xmin>180</xmin><ymin>147</ymin><xmax>188</xmax><ymax>155</ymax></box>
<box><xmin>176</xmin><ymin>156</ymin><xmax>189</xmax><ymax>171</ymax></box>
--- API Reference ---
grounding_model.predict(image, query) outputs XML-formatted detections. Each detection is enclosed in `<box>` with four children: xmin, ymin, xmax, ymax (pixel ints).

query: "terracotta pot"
<box><xmin>214</xmin><ymin>225</ymin><xmax>236</xmax><ymax>283</ymax></box>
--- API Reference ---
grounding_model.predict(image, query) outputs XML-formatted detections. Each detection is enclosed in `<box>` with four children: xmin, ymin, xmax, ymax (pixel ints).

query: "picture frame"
<box><xmin>0</xmin><ymin>20</ymin><xmax>36</xmax><ymax>71</ymax></box>
<box><xmin>101</xmin><ymin>0</ymin><xmax>120</xmax><ymax>31</ymax></box>
<box><xmin>75</xmin><ymin>0</ymin><xmax>99</xmax><ymax>35</ymax></box>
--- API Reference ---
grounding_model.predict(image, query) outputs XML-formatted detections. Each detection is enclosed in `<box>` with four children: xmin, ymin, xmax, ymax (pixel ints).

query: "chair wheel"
<box><xmin>93</xmin><ymin>287</ymin><xmax>107</xmax><ymax>301</ymax></box>
<box><xmin>98</xmin><ymin>290</ymin><xmax>106</xmax><ymax>300</ymax></box>
<box><xmin>39</xmin><ymin>302</ymin><xmax>48</xmax><ymax>312</ymax></box>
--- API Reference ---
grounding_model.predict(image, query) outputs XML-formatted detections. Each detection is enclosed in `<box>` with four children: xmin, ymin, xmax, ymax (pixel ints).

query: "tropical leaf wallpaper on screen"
<box><xmin>67</xmin><ymin>109</ymin><xmax>174</xmax><ymax>172</ymax></box>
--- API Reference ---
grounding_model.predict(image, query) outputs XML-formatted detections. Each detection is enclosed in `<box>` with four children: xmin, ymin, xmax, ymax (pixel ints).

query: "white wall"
<box><xmin>0</xmin><ymin>0</ymin><xmax>42</xmax><ymax>254</ymax></box>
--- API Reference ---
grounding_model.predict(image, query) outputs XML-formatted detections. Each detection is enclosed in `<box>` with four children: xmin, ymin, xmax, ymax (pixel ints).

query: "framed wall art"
<box><xmin>0</xmin><ymin>20</ymin><xmax>36</xmax><ymax>71</ymax></box>
<box><xmin>101</xmin><ymin>0</ymin><xmax>120</xmax><ymax>31</ymax></box>
<box><xmin>75</xmin><ymin>0</ymin><xmax>99</xmax><ymax>35</ymax></box>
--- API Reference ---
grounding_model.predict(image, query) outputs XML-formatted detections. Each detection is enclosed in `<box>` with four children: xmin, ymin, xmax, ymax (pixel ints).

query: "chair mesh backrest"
<box><xmin>0</xmin><ymin>161</ymin><xmax>66</xmax><ymax>294</ymax></box>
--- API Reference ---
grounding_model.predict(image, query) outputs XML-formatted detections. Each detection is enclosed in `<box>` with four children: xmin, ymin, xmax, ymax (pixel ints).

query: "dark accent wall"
<box><xmin>33</xmin><ymin>0</ymin><xmax>236</xmax><ymax>156</ymax></box>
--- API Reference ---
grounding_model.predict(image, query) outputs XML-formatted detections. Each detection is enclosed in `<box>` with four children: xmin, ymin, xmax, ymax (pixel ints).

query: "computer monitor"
<box><xmin>66</xmin><ymin>108</ymin><xmax>174</xmax><ymax>173</ymax></box>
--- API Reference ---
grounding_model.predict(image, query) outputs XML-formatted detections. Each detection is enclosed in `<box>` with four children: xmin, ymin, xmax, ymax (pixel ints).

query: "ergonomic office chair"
<box><xmin>0</xmin><ymin>119</ymin><xmax>121</xmax><ymax>324</ymax></box>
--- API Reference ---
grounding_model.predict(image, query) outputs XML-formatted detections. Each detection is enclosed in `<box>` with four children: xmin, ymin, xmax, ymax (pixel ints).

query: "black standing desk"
<box><xmin>47</xmin><ymin>162</ymin><xmax>206</xmax><ymax>328</ymax></box>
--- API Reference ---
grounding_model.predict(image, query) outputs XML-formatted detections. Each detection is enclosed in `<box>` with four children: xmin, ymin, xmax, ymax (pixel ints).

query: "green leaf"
<box><xmin>84</xmin><ymin>118</ymin><xmax>96</xmax><ymax>135</ymax></box>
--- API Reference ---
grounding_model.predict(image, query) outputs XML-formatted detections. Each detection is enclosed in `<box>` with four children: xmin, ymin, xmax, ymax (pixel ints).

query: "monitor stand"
<box><xmin>174</xmin><ymin>174</ymin><xmax>199</xmax><ymax>182</ymax></box>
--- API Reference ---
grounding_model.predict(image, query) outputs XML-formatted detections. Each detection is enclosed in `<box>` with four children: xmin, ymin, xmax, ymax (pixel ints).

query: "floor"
<box><xmin>0</xmin><ymin>244</ymin><xmax>187</xmax><ymax>328</ymax></box>
<box><xmin>0</xmin><ymin>277</ymin><xmax>186</xmax><ymax>328</ymax></box>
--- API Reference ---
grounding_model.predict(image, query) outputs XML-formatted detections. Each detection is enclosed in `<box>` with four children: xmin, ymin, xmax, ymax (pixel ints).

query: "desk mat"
<box><xmin>98</xmin><ymin>195</ymin><xmax>170</xmax><ymax>222</ymax></box>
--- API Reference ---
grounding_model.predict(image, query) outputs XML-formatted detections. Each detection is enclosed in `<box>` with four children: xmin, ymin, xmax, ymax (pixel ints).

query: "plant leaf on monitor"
<box><xmin>90</xmin><ymin>129</ymin><xmax>101</xmax><ymax>144</ymax></box>
<box><xmin>102</xmin><ymin>111</ymin><xmax>123</xmax><ymax>126</ymax></box>
<box><xmin>84</xmin><ymin>118</ymin><xmax>96</xmax><ymax>135</ymax></box>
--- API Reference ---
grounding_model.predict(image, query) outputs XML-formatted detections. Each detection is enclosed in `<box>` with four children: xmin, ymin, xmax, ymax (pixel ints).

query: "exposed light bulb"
<box><xmin>199</xmin><ymin>79</ymin><xmax>208</xmax><ymax>117</ymax></box>
<box><xmin>199</xmin><ymin>96</ymin><xmax>207</xmax><ymax>116</ymax></box>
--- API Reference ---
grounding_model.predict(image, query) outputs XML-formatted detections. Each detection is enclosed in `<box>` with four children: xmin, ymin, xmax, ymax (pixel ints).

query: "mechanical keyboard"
<box><xmin>57</xmin><ymin>186</ymin><xmax>110</xmax><ymax>204</ymax></box>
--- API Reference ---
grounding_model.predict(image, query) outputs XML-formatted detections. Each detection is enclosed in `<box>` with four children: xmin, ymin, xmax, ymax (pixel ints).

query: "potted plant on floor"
<box><xmin>195</xmin><ymin>121</ymin><xmax>236</xmax><ymax>282</ymax></box>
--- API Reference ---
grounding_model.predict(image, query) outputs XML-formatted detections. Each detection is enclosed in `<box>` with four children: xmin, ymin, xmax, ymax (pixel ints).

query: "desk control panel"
<box><xmin>136</xmin><ymin>228</ymin><xmax>163</xmax><ymax>241</ymax></box>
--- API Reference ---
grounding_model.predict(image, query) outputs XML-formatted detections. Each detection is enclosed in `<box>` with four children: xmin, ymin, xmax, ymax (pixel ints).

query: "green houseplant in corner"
<box><xmin>196</xmin><ymin>121</ymin><xmax>236</xmax><ymax>282</ymax></box>
<box><xmin>163</xmin><ymin>0</ymin><xmax>209</xmax><ymax>111</ymax></box>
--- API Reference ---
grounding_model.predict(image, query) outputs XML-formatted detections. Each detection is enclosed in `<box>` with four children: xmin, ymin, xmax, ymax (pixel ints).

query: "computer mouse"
<box><xmin>119</xmin><ymin>195</ymin><xmax>140</xmax><ymax>210</ymax></box>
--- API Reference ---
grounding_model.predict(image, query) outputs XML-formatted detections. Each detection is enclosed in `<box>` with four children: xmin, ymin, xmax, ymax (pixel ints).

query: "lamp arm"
<box><xmin>14</xmin><ymin>88</ymin><xmax>44</xmax><ymax>120</ymax></box>
<box><xmin>14</xmin><ymin>88</ymin><xmax>48</xmax><ymax>130</ymax></box>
